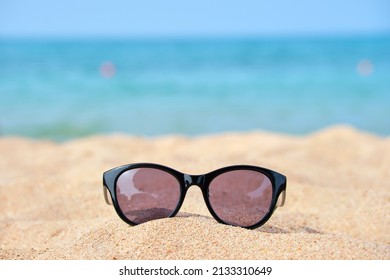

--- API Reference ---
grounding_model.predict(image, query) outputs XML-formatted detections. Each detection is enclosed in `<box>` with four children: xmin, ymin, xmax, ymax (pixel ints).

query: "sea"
<box><xmin>0</xmin><ymin>35</ymin><xmax>389</xmax><ymax>140</ymax></box>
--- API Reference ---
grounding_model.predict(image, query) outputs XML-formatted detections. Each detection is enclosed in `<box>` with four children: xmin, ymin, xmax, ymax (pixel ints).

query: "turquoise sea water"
<box><xmin>0</xmin><ymin>36</ymin><xmax>389</xmax><ymax>140</ymax></box>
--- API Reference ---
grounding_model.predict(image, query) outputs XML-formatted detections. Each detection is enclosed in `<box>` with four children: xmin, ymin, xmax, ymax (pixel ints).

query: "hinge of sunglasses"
<box><xmin>276</xmin><ymin>190</ymin><xmax>286</xmax><ymax>207</ymax></box>
<box><xmin>103</xmin><ymin>187</ymin><xmax>113</xmax><ymax>205</ymax></box>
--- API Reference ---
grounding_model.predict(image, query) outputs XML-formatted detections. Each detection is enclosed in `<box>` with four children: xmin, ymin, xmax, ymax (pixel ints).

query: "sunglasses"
<box><xmin>103</xmin><ymin>163</ymin><xmax>287</xmax><ymax>229</ymax></box>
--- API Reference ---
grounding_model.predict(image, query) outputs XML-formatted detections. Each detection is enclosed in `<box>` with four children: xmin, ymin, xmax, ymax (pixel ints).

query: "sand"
<box><xmin>0</xmin><ymin>125</ymin><xmax>389</xmax><ymax>260</ymax></box>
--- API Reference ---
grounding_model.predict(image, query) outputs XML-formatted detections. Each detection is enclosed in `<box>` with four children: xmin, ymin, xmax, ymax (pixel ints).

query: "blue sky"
<box><xmin>1</xmin><ymin>0</ymin><xmax>389</xmax><ymax>37</ymax></box>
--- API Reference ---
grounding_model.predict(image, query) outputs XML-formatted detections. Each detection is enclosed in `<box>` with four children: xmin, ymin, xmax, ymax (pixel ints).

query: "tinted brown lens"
<box><xmin>208</xmin><ymin>170</ymin><xmax>273</xmax><ymax>227</ymax></box>
<box><xmin>116</xmin><ymin>168</ymin><xmax>181</xmax><ymax>224</ymax></box>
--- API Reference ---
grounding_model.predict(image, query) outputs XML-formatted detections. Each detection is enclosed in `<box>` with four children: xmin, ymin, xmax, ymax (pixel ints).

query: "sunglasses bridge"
<box><xmin>184</xmin><ymin>174</ymin><xmax>206</xmax><ymax>190</ymax></box>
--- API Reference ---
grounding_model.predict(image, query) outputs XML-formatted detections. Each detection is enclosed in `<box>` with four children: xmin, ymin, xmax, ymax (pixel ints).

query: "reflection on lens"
<box><xmin>208</xmin><ymin>170</ymin><xmax>273</xmax><ymax>227</ymax></box>
<box><xmin>116</xmin><ymin>168</ymin><xmax>181</xmax><ymax>224</ymax></box>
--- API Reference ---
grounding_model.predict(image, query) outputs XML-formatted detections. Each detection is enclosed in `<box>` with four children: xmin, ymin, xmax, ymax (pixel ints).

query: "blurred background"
<box><xmin>0</xmin><ymin>0</ymin><xmax>389</xmax><ymax>140</ymax></box>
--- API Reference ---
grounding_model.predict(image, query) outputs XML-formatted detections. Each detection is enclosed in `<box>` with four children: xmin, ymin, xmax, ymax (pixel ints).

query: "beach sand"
<box><xmin>0</xmin><ymin>125</ymin><xmax>389</xmax><ymax>260</ymax></box>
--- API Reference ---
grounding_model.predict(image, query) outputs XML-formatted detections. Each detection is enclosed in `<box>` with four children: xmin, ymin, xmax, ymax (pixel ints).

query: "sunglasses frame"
<box><xmin>103</xmin><ymin>163</ymin><xmax>287</xmax><ymax>229</ymax></box>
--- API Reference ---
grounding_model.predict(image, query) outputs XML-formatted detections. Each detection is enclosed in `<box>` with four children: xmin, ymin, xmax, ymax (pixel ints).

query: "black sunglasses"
<box><xmin>103</xmin><ymin>163</ymin><xmax>287</xmax><ymax>229</ymax></box>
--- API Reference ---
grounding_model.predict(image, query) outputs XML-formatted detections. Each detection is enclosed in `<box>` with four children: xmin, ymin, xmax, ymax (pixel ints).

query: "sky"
<box><xmin>0</xmin><ymin>0</ymin><xmax>390</xmax><ymax>38</ymax></box>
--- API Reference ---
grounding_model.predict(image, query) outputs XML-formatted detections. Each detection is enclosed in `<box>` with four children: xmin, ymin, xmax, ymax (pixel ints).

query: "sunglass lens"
<box><xmin>208</xmin><ymin>170</ymin><xmax>273</xmax><ymax>227</ymax></box>
<box><xmin>116</xmin><ymin>168</ymin><xmax>181</xmax><ymax>224</ymax></box>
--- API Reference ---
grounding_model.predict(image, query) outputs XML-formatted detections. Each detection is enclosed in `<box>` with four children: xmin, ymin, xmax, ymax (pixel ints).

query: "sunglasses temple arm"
<box><xmin>103</xmin><ymin>186</ymin><xmax>113</xmax><ymax>205</ymax></box>
<box><xmin>276</xmin><ymin>189</ymin><xmax>286</xmax><ymax>207</ymax></box>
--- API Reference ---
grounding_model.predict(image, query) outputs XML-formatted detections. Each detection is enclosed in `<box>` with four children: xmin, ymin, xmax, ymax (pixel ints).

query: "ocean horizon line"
<box><xmin>1</xmin><ymin>31</ymin><xmax>390</xmax><ymax>42</ymax></box>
